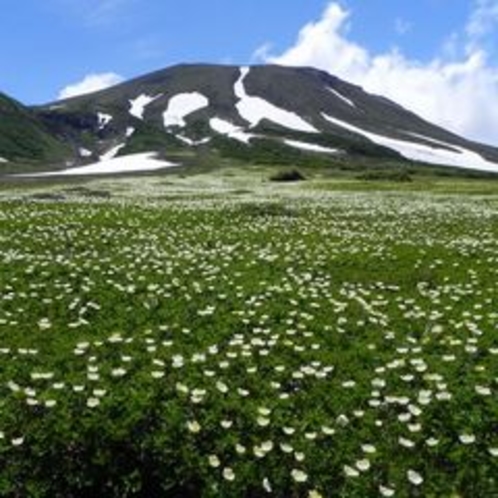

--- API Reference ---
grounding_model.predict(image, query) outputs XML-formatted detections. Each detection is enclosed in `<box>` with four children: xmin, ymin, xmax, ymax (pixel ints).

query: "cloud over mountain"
<box><xmin>58</xmin><ymin>72</ymin><xmax>124</xmax><ymax>99</ymax></box>
<box><xmin>261</xmin><ymin>2</ymin><xmax>498</xmax><ymax>145</ymax></box>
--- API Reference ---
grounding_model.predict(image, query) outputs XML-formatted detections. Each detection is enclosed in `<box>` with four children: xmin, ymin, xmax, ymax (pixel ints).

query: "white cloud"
<box><xmin>58</xmin><ymin>72</ymin><xmax>124</xmax><ymax>99</ymax></box>
<box><xmin>263</xmin><ymin>2</ymin><xmax>498</xmax><ymax>145</ymax></box>
<box><xmin>251</xmin><ymin>43</ymin><xmax>273</xmax><ymax>63</ymax></box>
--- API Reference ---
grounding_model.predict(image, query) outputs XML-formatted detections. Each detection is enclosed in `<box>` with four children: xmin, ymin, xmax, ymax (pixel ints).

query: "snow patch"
<box><xmin>97</xmin><ymin>112</ymin><xmax>112</xmax><ymax>130</ymax></box>
<box><xmin>163</xmin><ymin>92</ymin><xmax>209</xmax><ymax>128</ymax></box>
<box><xmin>176</xmin><ymin>135</ymin><xmax>212</xmax><ymax>146</ymax></box>
<box><xmin>328</xmin><ymin>87</ymin><xmax>356</xmax><ymax>108</ymax></box>
<box><xmin>78</xmin><ymin>148</ymin><xmax>92</xmax><ymax>158</ymax></box>
<box><xmin>0</xmin><ymin>157</ymin><xmax>8</xmax><ymax>163</ymax></box>
<box><xmin>129</xmin><ymin>94</ymin><xmax>161</xmax><ymax>120</ymax></box>
<box><xmin>16</xmin><ymin>153</ymin><xmax>178</xmax><ymax>177</ymax></box>
<box><xmin>126</xmin><ymin>127</ymin><xmax>135</xmax><ymax>138</ymax></box>
<box><xmin>234</xmin><ymin>67</ymin><xmax>318</xmax><ymax>133</ymax></box>
<box><xmin>322</xmin><ymin>113</ymin><xmax>498</xmax><ymax>172</ymax></box>
<box><xmin>403</xmin><ymin>131</ymin><xmax>461</xmax><ymax>151</ymax></box>
<box><xmin>101</xmin><ymin>144</ymin><xmax>126</xmax><ymax>161</ymax></box>
<box><xmin>209</xmin><ymin>117</ymin><xmax>254</xmax><ymax>144</ymax></box>
<box><xmin>284</xmin><ymin>139</ymin><xmax>340</xmax><ymax>154</ymax></box>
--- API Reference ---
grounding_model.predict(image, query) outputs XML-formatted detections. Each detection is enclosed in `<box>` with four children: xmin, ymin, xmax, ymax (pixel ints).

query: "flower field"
<box><xmin>1</xmin><ymin>185</ymin><xmax>498</xmax><ymax>497</ymax></box>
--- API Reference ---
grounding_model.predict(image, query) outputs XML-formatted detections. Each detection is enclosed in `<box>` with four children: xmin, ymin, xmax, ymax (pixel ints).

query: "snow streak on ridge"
<box><xmin>322</xmin><ymin>113</ymin><xmax>498</xmax><ymax>172</ymax></box>
<box><xmin>327</xmin><ymin>87</ymin><xmax>355</xmax><ymax>108</ymax></box>
<box><xmin>234</xmin><ymin>67</ymin><xmax>318</xmax><ymax>133</ymax></box>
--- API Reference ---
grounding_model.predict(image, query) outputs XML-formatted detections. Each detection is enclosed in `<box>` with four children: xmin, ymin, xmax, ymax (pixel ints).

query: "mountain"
<box><xmin>0</xmin><ymin>92</ymin><xmax>69</xmax><ymax>168</ymax></box>
<box><xmin>4</xmin><ymin>64</ymin><xmax>498</xmax><ymax>175</ymax></box>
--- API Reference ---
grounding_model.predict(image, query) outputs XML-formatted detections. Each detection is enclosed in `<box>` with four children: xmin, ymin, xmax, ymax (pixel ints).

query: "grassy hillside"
<box><xmin>0</xmin><ymin>93</ymin><xmax>69</xmax><ymax>163</ymax></box>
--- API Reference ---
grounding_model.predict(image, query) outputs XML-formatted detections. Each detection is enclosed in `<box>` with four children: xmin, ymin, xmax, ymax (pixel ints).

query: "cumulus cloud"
<box><xmin>261</xmin><ymin>2</ymin><xmax>498</xmax><ymax>145</ymax></box>
<box><xmin>58</xmin><ymin>72</ymin><xmax>124</xmax><ymax>99</ymax></box>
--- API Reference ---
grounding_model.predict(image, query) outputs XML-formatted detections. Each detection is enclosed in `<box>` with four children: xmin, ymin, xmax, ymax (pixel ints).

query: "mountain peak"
<box><xmin>2</xmin><ymin>63</ymin><xmax>498</xmax><ymax>175</ymax></box>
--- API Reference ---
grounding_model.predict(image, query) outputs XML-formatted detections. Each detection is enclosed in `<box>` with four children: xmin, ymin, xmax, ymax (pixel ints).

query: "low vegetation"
<box><xmin>0</xmin><ymin>94</ymin><xmax>69</xmax><ymax>163</ymax></box>
<box><xmin>269</xmin><ymin>169</ymin><xmax>306</xmax><ymax>182</ymax></box>
<box><xmin>0</xmin><ymin>175</ymin><xmax>498</xmax><ymax>497</ymax></box>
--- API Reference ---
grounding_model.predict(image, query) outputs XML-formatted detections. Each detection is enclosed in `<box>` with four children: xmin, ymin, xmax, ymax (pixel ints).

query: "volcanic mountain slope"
<box><xmin>5</xmin><ymin>64</ymin><xmax>498</xmax><ymax>174</ymax></box>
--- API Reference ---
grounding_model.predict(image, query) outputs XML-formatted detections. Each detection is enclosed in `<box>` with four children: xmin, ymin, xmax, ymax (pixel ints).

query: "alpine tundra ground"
<box><xmin>1</xmin><ymin>171</ymin><xmax>498</xmax><ymax>497</ymax></box>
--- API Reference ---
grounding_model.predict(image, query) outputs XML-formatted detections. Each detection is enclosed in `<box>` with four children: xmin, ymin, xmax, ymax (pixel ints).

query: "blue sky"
<box><xmin>1</xmin><ymin>1</ymin><xmax>498</xmax><ymax>143</ymax></box>
<box><xmin>0</xmin><ymin>1</ymin><xmax>474</xmax><ymax>103</ymax></box>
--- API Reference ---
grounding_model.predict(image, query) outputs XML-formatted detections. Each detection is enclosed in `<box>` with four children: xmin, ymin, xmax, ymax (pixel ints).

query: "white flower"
<box><xmin>361</xmin><ymin>444</ymin><xmax>376</xmax><ymax>454</ymax></box>
<box><xmin>222</xmin><ymin>467</ymin><xmax>235</xmax><ymax>481</ymax></box>
<box><xmin>379</xmin><ymin>484</ymin><xmax>396</xmax><ymax>496</ymax></box>
<box><xmin>408</xmin><ymin>404</ymin><xmax>422</xmax><ymax>417</ymax></box>
<box><xmin>151</xmin><ymin>370</ymin><xmax>164</xmax><ymax>379</ymax></box>
<box><xmin>186</xmin><ymin>420</ymin><xmax>201</xmax><ymax>433</ymax></box>
<box><xmin>407</xmin><ymin>469</ymin><xmax>423</xmax><ymax>486</ymax></box>
<box><xmin>11</xmin><ymin>437</ymin><xmax>24</xmax><ymax>446</ymax></box>
<box><xmin>436</xmin><ymin>391</ymin><xmax>452</xmax><ymax>401</ymax></box>
<box><xmin>175</xmin><ymin>382</ymin><xmax>189</xmax><ymax>394</ymax></box>
<box><xmin>355</xmin><ymin>459</ymin><xmax>370</xmax><ymax>472</ymax></box>
<box><xmin>208</xmin><ymin>455</ymin><xmax>220</xmax><ymax>468</ymax></box>
<box><xmin>398</xmin><ymin>413</ymin><xmax>411</xmax><ymax>422</ymax></box>
<box><xmin>308</xmin><ymin>491</ymin><xmax>324</xmax><ymax>498</ymax></box>
<box><xmin>257</xmin><ymin>416</ymin><xmax>270</xmax><ymax>427</ymax></box>
<box><xmin>488</xmin><ymin>447</ymin><xmax>498</xmax><ymax>457</ymax></box>
<box><xmin>408</xmin><ymin>423</ymin><xmax>422</xmax><ymax>433</ymax></box>
<box><xmin>475</xmin><ymin>385</ymin><xmax>492</xmax><ymax>396</ymax></box>
<box><xmin>399</xmin><ymin>437</ymin><xmax>415</xmax><ymax>448</ymax></box>
<box><xmin>44</xmin><ymin>399</ymin><xmax>57</xmax><ymax>408</ymax></box>
<box><xmin>426</xmin><ymin>437</ymin><xmax>440</xmax><ymax>447</ymax></box>
<box><xmin>321</xmin><ymin>426</ymin><xmax>335</xmax><ymax>436</ymax></box>
<box><xmin>220</xmin><ymin>420</ymin><xmax>233</xmax><ymax>429</ymax></box>
<box><xmin>344</xmin><ymin>465</ymin><xmax>359</xmax><ymax>478</ymax></box>
<box><xmin>263</xmin><ymin>477</ymin><xmax>272</xmax><ymax>493</ymax></box>
<box><xmin>258</xmin><ymin>407</ymin><xmax>271</xmax><ymax>416</ymax></box>
<box><xmin>235</xmin><ymin>444</ymin><xmax>246</xmax><ymax>454</ymax></box>
<box><xmin>261</xmin><ymin>440</ymin><xmax>274</xmax><ymax>452</ymax></box>
<box><xmin>216</xmin><ymin>381</ymin><xmax>228</xmax><ymax>394</ymax></box>
<box><xmin>459</xmin><ymin>434</ymin><xmax>476</xmax><ymax>445</ymax></box>
<box><xmin>336</xmin><ymin>414</ymin><xmax>349</xmax><ymax>426</ymax></box>
<box><xmin>253</xmin><ymin>446</ymin><xmax>266</xmax><ymax>458</ymax></box>
<box><xmin>111</xmin><ymin>368</ymin><xmax>127</xmax><ymax>377</ymax></box>
<box><xmin>86</xmin><ymin>397</ymin><xmax>100</xmax><ymax>408</ymax></box>
<box><xmin>291</xmin><ymin>469</ymin><xmax>308</xmax><ymax>483</ymax></box>
<box><xmin>172</xmin><ymin>355</ymin><xmax>184</xmax><ymax>368</ymax></box>
<box><xmin>280</xmin><ymin>443</ymin><xmax>293</xmax><ymax>453</ymax></box>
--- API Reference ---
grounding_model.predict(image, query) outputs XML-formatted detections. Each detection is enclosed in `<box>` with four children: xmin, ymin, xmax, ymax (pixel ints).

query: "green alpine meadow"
<box><xmin>4</xmin><ymin>1</ymin><xmax>498</xmax><ymax>496</ymax></box>
<box><xmin>1</xmin><ymin>173</ymin><xmax>498</xmax><ymax>497</ymax></box>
